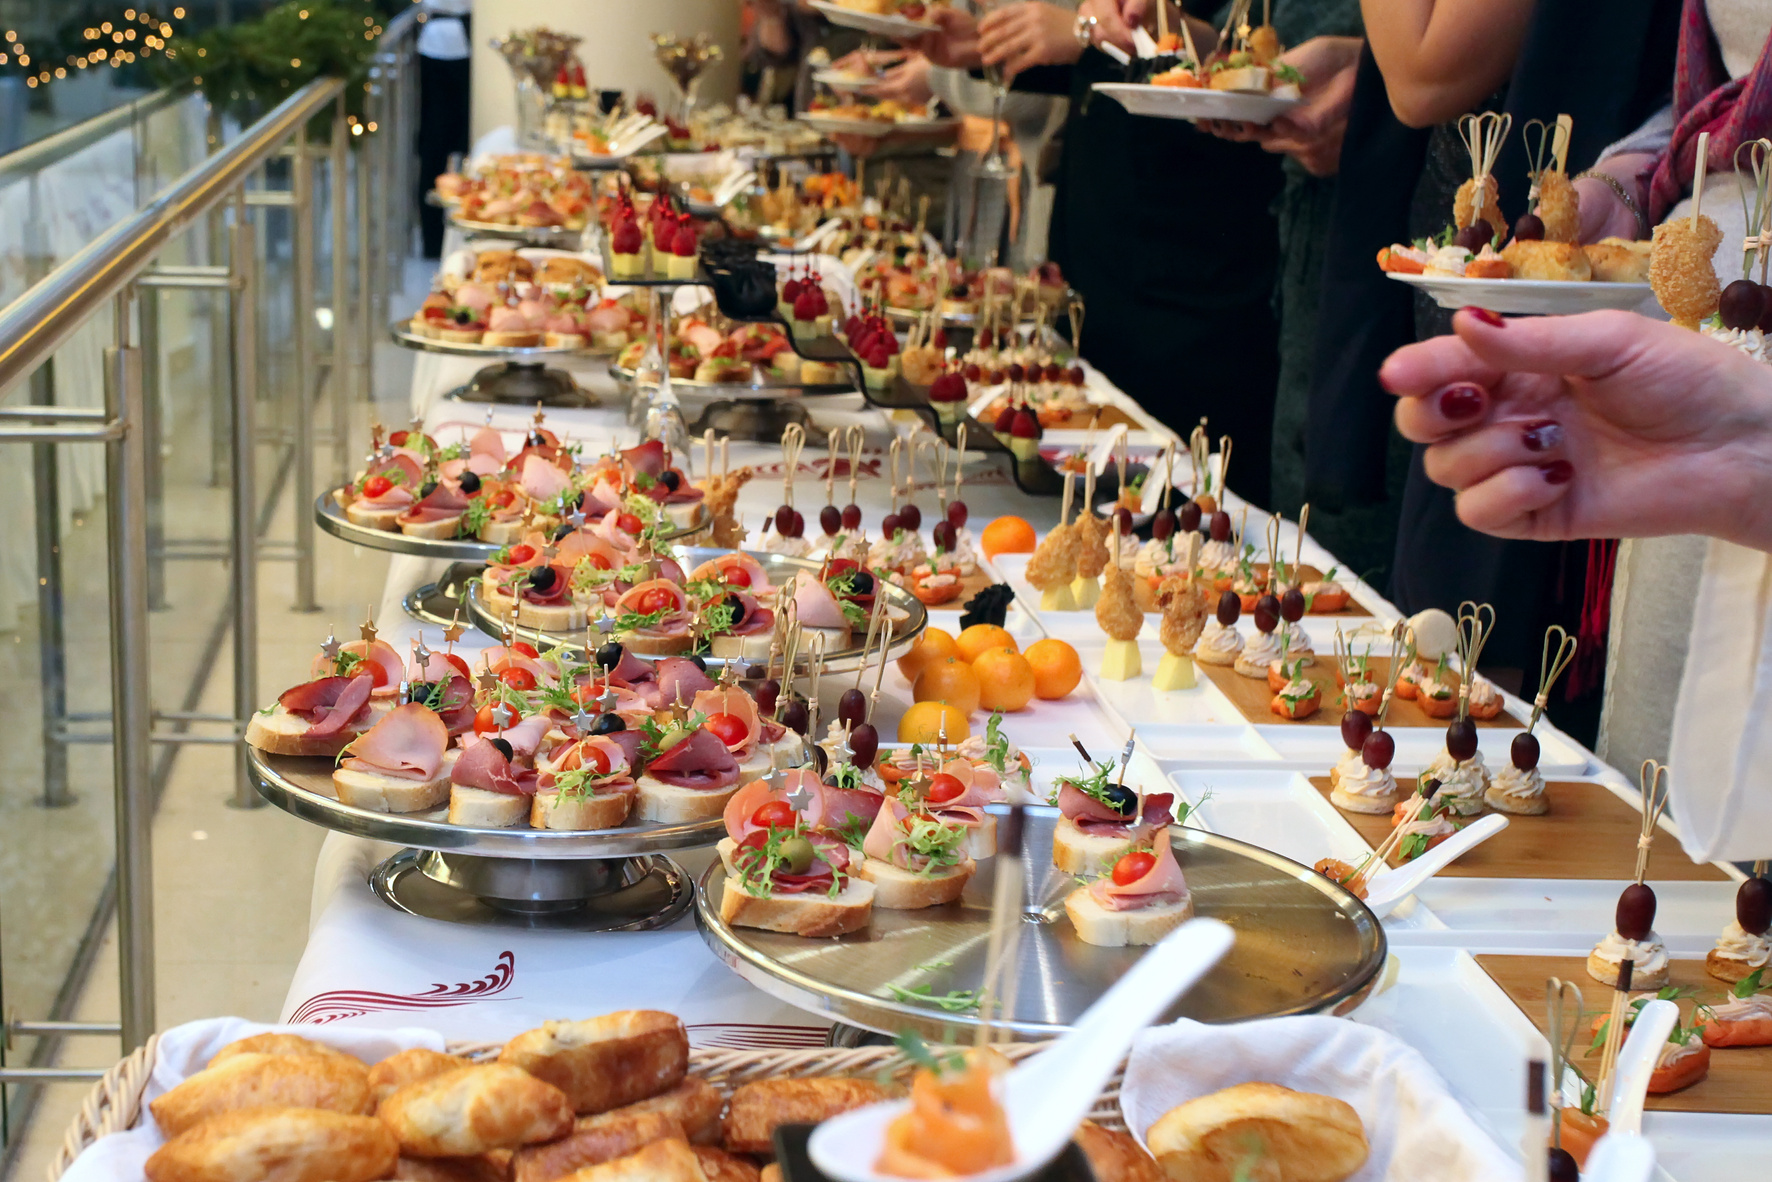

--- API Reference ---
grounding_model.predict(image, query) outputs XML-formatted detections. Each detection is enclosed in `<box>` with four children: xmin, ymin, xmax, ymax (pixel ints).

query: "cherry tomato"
<box><xmin>751</xmin><ymin>800</ymin><xmax>798</xmax><ymax>829</ymax></box>
<box><xmin>489</xmin><ymin>489</ymin><xmax>516</xmax><ymax>509</ymax></box>
<box><xmin>615</xmin><ymin>512</ymin><xmax>644</xmax><ymax>534</ymax></box>
<box><xmin>721</xmin><ymin>564</ymin><xmax>752</xmax><ymax>588</ymax></box>
<box><xmin>571</xmin><ymin>681</ymin><xmax>603</xmax><ymax>704</ymax></box>
<box><xmin>363</xmin><ymin>474</ymin><xmax>392</xmax><ymax>498</ymax></box>
<box><xmin>507</xmin><ymin>543</ymin><xmax>536</xmax><ymax>565</ymax></box>
<box><xmin>388</xmin><ymin>430</ymin><xmax>410</xmax><ymax>446</ymax></box>
<box><xmin>706</xmin><ymin>712</ymin><xmax>748</xmax><ymax>747</ymax></box>
<box><xmin>362</xmin><ymin>656</ymin><xmax>391</xmax><ymax>687</ymax></box>
<box><xmin>510</xmin><ymin>641</ymin><xmax>540</xmax><ymax>659</ymax></box>
<box><xmin>1112</xmin><ymin>851</ymin><xmax>1156</xmax><ymax>885</ymax></box>
<box><xmin>925</xmin><ymin>773</ymin><xmax>966</xmax><ymax>804</ymax></box>
<box><xmin>500</xmin><ymin>667</ymin><xmax>537</xmax><ymax>691</ymax></box>
<box><xmin>443</xmin><ymin>654</ymin><xmax>471</xmax><ymax>679</ymax></box>
<box><xmin>582</xmin><ymin>553</ymin><xmax>613</xmax><ymax>571</ymax></box>
<box><xmin>635</xmin><ymin>586</ymin><xmax>676</xmax><ymax>615</ymax></box>
<box><xmin>579</xmin><ymin>743</ymin><xmax>612</xmax><ymax>774</ymax></box>
<box><xmin>473</xmin><ymin>705</ymin><xmax>499</xmax><ymax>734</ymax></box>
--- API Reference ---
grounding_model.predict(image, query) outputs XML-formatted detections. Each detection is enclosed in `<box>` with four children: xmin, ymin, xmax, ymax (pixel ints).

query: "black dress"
<box><xmin>1020</xmin><ymin>50</ymin><xmax>1285</xmax><ymax>505</ymax></box>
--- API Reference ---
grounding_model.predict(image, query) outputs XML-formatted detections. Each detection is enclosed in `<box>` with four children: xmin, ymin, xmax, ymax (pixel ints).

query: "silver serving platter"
<box><xmin>389</xmin><ymin>320</ymin><xmax>620</xmax><ymax>360</ymax></box>
<box><xmin>447</xmin><ymin>214</ymin><xmax>586</xmax><ymax>244</ymax></box>
<box><xmin>316</xmin><ymin>492</ymin><xmax>710</xmax><ymax>560</ymax></box>
<box><xmin>695</xmin><ymin>807</ymin><xmax>1386</xmax><ymax>1038</ymax></box>
<box><xmin>248</xmin><ymin>747</ymin><xmax>725</xmax><ymax>858</ymax></box>
<box><xmin>609</xmin><ymin>360</ymin><xmax>856</xmax><ymax>397</ymax></box>
<box><xmin>464</xmin><ymin>546</ymin><xmax>928</xmax><ymax>669</ymax></box>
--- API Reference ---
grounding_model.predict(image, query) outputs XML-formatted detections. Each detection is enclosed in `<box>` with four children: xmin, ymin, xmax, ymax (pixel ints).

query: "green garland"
<box><xmin>152</xmin><ymin>0</ymin><xmax>396</xmax><ymax>129</ymax></box>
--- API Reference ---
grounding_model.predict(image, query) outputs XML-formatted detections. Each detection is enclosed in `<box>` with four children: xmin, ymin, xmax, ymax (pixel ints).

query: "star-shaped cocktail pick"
<box><xmin>786</xmin><ymin>782</ymin><xmax>814</xmax><ymax>812</ymax></box>
<box><xmin>397</xmin><ymin>680</ymin><xmax>412</xmax><ymax>704</ymax></box>
<box><xmin>409</xmin><ymin>415</ymin><xmax>424</xmax><ymax>438</ymax></box>
<box><xmin>484</xmin><ymin>406</ymin><xmax>495</xmax><ymax>426</ymax></box>
<box><xmin>767</xmin><ymin>763</ymin><xmax>785</xmax><ymax>793</ymax></box>
<box><xmin>359</xmin><ymin>611</ymin><xmax>378</xmax><ymax>644</ymax></box>
<box><xmin>597</xmin><ymin>687</ymin><xmax>619</xmax><ymax>712</ymax></box>
<box><xmin>442</xmin><ymin>613</ymin><xmax>465</xmax><ymax>645</ymax></box>
<box><xmin>572</xmin><ymin>703</ymin><xmax>597</xmax><ymax>733</ymax></box>
<box><xmin>533</xmin><ymin>402</ymin><xmax>547</xmax><ymax>428</ymax></box>
<box><xmin>566</xmin><ymin>507</ymin><xmax>587</xmax><ymax>530</ymax></box>
<box><xmin>542</xmin><ymin>543</ymin><xmax>560</xmax><ymax>561</ymax></box>
<box><xmin>320</xmin><ymin>631</ymin><xmax>341</xmax><ymax>661</ymax></box>
<box><xmin>595</xmin><ymin>615</ymin><xmax>617</xmax><ymax>637</ymax></box>
<box><xmin>378</xmin><ymin>442</ymin><xmax>394</xmax><ymax>460</ymax></box>
<box><xmin>370</xmin><ymin>422</ymin><xmax>384</xmax><ymax>448</ymax></box>
<box><xmin>492</xmin><ymin>702</ymin><xmax>516</xmax><ymax>729</ymax></box>
<box><xmin>412</xmin><ymin>636</ymin><xmax>432</xmax><ymax>666</ymax></box>
<box><xmin>831</xmin><ymin>726</ymin><xmax>854</xmax><ymax>764</ymax></box>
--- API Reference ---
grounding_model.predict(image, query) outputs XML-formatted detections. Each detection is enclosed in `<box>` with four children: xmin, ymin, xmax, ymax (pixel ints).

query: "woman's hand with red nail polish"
<box><xmin>1378</xmin><ymin>309</ymin><xmax>1772</xmax><ymax>550</ymax></box>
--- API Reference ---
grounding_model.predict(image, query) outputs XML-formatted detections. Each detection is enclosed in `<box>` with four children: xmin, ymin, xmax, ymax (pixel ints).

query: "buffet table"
<box><xmin>275</xmin><ymin>354</ymin><xmax>1762</xmax><ymax>1179</ymax></box>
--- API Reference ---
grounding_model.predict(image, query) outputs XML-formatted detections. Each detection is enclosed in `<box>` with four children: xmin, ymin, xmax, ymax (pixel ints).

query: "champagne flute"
<box><xmin>976</xmin><ymin>0</ymin><xmax>1015</xmax><ymax>179</ymax></box>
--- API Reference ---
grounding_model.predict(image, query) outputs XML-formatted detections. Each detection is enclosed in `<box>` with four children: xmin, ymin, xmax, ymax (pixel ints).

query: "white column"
<box><xmin>470</xmin><ymin>0</ymin><xmax>744</xmax><ymax>142</ymax></box>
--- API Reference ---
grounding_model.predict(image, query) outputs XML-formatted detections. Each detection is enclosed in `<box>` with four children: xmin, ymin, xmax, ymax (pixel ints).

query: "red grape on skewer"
<box><xmin>1615</xmin><ymin>882</ymin><xmax>1657</xmax><ymax>940</ymax></box>
<box><xmin>838</xmin><ymin>688</ymin><xmax>868</xmax><ymax>727</ymax></box>
<box><xmin>947</xmin><ymin>500</ymin><xmax>969</xmax><ymax>528</ymax></box>
<box><xmin>1215</xmin><ymin>591</ymin><xmax>1240</xmax><ymax>627</ymax></box>
<box><xmin>898</xmin><ymin>503</ymin><xmax>922</xmax><ymax>531</ymax></box>
<box><xmin>1179</xmin><ymin>502</ymin><xmax>1202</xmax><ymax>533</ymax></box>
<box><xmin>1446</xmin><ymin>717</ymin><xmax>1478</xmax><ymax>762</ymax></box>
<box><xmin>849</xmin><ymin>721</ymin><xmax>879</xmax><ymax>768</ymax></box>
<box><xmin>1362</xmin><ymin>729</ymin><xmax>1395</xmax><ymax>770</ymax></box>
<box><xmin>1209</xmin><ymin>511</ymin><xmax>1232</xmax><ymax>542</ymax></box>
<box><xmin>841</xmin><ymin>503</ymin><xmax>863</xmax><ymax>530</ymax></box>
<box><xmin>820</xmin><ymin>505</ymin><xmax>842</xmax><ymax>536</ymax></box>
<box><xmin>1253</xmin><ymin>593</ymin><xmax>1281</xmax><ymax>633</ymax></box>
<box><xmin>1151</xmin><ymin>508</ymin><xmax>1176</xmax><ymax>541</ymax></box>
<box><xmin>1510</xmin><ymin>731</ymin><xmax>1540</xmax><ymax>771</ymax></box>
<box><xmin>1279</xmin><ymin>587</ymin><xmax>1306</xmax><ymax>622</ymax></box>
<box><xmin>1340</xmin><ymin>710</ymin><xmax>1373</xmax><ymax>751</ymax></box>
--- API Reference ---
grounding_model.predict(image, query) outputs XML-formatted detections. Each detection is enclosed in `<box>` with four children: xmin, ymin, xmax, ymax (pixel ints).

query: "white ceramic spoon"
<box><xmin>807</xmin><ymin>917</ymin><xmax>1235</xmax><ymax>1182</ymax></box>
<box><xmin>713</xmin><ymin>170</ymin><xmax>759</xmax><ymax>208</ymax></box>
<box><xmin>1360</xmin><ymin>813</ymin><xmax>1509</xmax><ymax>918</ymax></box>
<box><xmin>1605</xmin><ymin>998</ymin><xmax>1679</xmax><ymax>1136</ymax></box>
<box><xmin>1581</xmin><ymin>1131</ymin><xmax>1657</xmax><ymax>1182</ymax></box>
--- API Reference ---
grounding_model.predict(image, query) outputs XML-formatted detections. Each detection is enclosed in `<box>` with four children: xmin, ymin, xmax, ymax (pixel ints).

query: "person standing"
<box><xmin>417</xmin><ymin>0</ymin><xmax>473</xmax><ymax>259</ymax></box>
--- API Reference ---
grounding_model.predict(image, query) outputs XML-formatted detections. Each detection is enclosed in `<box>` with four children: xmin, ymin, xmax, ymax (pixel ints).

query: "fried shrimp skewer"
<box><xmin>1526</xmin><ymin>115</ymin><xmax>1579</xmax><ymax>243</ymax></box>
<box><xmin>1455</xmin><ymin>112</ymin><xmax>1512</xmax><ymax>242</ymax></box>
<box><xmin>1652</xmin><ymin>130</ymin><xmax>1723</xmax><ymax>329</ymax></box>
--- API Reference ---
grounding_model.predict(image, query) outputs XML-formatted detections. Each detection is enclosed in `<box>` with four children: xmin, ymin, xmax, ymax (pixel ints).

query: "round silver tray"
<box><xmin>885</xmin><ymin>296</ymin><xmax>1071</xmax><ymax>328</ymax></box>
<box><xmin>389</xmin><ymin>320</ymin><xmax>620</xmax><ymax>360</ymax></box>
<box><xmin>464</xmin><ymin>545</ymin><xmax>928</xmax><ymax>669</ymax></box>
<box><xmin>249</xmin><ymin>747</ymin><xmax>725</xmax><ymax>858</ymax></box>
<box><xmin>317</xmin><ymin>492</ymin><xmax>710</xmax><ymax>560</ymax></box>
<box><xmin>609</xmin><ymin>360</ymin><xmax>855</xmax><ymax>397</ymax></box>
<box><xmin>695</xmin><ymin>807</ymin><xmax>1385</xmax><ymax>1039</ymax></box>
<box><xmin>447</xmin><ymin>214</ymin><xmax>586</xmax><ymax>244</ymax></box>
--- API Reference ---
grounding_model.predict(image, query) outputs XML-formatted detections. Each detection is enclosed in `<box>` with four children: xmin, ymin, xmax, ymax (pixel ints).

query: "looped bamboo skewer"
<box><xmin>780</xmin><ymin>423</ymin><xmax>805</xmax><ymax>511</ymax></box>
<box><xmin>1545</xmin><ymin>977</ymin><xmax>1585</xmax><ymax>1147</ymax></box>
<box><xmin>1454</xmin><ymin>601</ymin><xmax>1496</xmax><ymax>717</ymax></box>
<box><xmin>1530</xmin><ymin>625</ymin><xmax>1579</xmax><ymax>731</ymax></box>
<box><xmin>1634</xmin><ymin>760</ymin><xmax>1670</xmax><ymax>885</ymax></box>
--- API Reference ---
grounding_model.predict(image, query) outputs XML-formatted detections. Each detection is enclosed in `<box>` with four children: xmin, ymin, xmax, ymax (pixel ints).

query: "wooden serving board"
<box><xmin>1476</xmin><ymin>954</ymin><xmax>1769</xmax><ymax>1115</ymax></box>
<box><xmin>1309</xmin><ymin>777</ymin><xmax>1730</xmax><ymax>881</ymax></box>
<box><xmin>1133</xmin><ymin>565</ymin><xmax>1371</xmax><ymax>618</ymax></box>
<box><xmin>1202</xmin><ymin>657</ymin><xmax>1520</xmax><ymax>730</ymax></box>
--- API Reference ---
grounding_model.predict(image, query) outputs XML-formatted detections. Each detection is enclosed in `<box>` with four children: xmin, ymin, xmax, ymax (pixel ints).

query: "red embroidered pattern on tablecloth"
<box><xmin>287</xmin><ymin>951</ymin><xmax>519</xmax><ymax>1024</ymax></box>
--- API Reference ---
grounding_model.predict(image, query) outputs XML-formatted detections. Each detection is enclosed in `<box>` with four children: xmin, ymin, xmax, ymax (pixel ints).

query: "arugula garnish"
<box><xmin>614</xmin><ymin>608</ymin><xmax>670</xmax><ymax>634</ymax></box>
<box><xmin>1047</xmin><ymin>758</ymin><xmax>1118</xmax><ymax>808</ymax></box>
<box><xmin>461</xmin><ymin>495</ymin><xmax>492</xmax><ymax>538</ymax></box>
<box><xmin>981</xmin><ymin>712</ymin><xmax>1012</xmax><ymax>777</ymax></box>
<box><xmin>549</xmin><ymin>762</ymin><xmax>623</xmax><ymax>802</ymax></box>
<box><xmin>827</xmin><ymin>762</ymin><xmax>865</xmax><ymax>791</ymax></box>
<box><xmin>332</xmin><ymin>649</ymin><xmax>365</xmax><ymax>678</ymax></box>
<box><xmin>438</xmin><ymin>441</ymin><xmax>468</xmax><ymax>461</ymax></box>
<box><xmin>837</xmin><ymin>812</ymin><xmax>872</xmax><ymax>851</ymax></box>
<box><xmin>838</xmin><ymin>598</ymin><xmax>869</xmax><ymax>630</ymax></box>
<box><xmin>886</xmin><ymin>984</ymin><xmax>983</xmax><ymax>1014</ymax></box>
<box><xmin>1589</xmin><ymin>986</ymin><xmax>1702</xmax><ymax>1053</ymax></box>
<box><xmin>1398</xmin><ymin>832</ymin><xmax>1428</xmax><ymax>862</ymax></box>
<box><xmin>891</xmin><ymin>1029</ymin><xmax>969</xmax><ymax>1076</ymax></box>
<box><xmin>1735</xmin><ymin>967</ymin><xmax>1766</xmax><ymax>999</ymax></box>
<box><xmin>1271</xmin><ymin>62</ymin><xmax>1304</xmax><ymax>84</ymax></box>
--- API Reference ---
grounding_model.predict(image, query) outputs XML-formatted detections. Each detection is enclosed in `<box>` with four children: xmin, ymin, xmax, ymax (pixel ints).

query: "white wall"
<box><xmin>470</xmin><ymin>0</ymin><xmax>744</xmax><ymax>142</ymax></box>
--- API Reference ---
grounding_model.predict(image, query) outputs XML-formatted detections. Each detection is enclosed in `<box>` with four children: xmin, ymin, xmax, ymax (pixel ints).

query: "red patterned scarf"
<box><xmin>1648</xmin><ymin>0</ymin><xmax>1772</xmax><ymax>223</ymax></box>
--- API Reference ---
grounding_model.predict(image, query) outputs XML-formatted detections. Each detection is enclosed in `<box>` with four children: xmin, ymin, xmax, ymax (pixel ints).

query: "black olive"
<box><xmin>528</xmin><ymin>565</ymin><xmax>557</xmax><ymax>592</ymax></box>
<box><xmin>596</xmin><ymin>641</ymin><xmax>625</xmax><ymax>670</ymax></box>
<box><xmin>407</xmin><ymin>680</ymin><xmax>438</xmax><ymax>704</ymax></box>
<box><xmin>1616</xmin><ymin>882</ymin><xmax>1657</xmax><ymax>940</ymax></box>
<box><xmin>812</xmin><ymin>744</ymin><xmax>828</xmax><ymax>774</ymax></box>
<box><xmin>1446</xmin><ymin>717</ymin><xmax>1478</xmax><ymax>761</ymax></box>
<box><xmin>459</xmin><ymin>471</ymin><xmax>481</xmax><ymax>493</ymax></box>
<box><xmin>419</xmin><ymin>480</ymin><xmax>438</xmax><ymax>499</ymax></box>
<box><xmin>487</xmin><ymin>737</ymin><xmax>514</xmax><ymax>761</ymax></box>
<box><xmin>554</xmin><ymin>521</ymin><xmax>575</xmax><ymax>541</ymax></box>
<box><xmin>1101</xmin><ymin>783</ymin><xmax>1137</xmax><ymax>817</ymax></box>
<box><xmin>659</xmin><ymin>470</ymin><xmax>681</xmax><ymax>491</ymax></box>
<box><xmin>590</xmin><ymin>712</ymin><xmax>625</xmax><ymax>734</ymax></box>
<box><xmin>527</xmin><ymin>431</ymin><xmax>547</xmax><ymax>448</ymax></box>
<box><xmin>850</xmin><ymin>569</ymin><xmax>874</xmax><ymax>595</ymax></box>
<box><xmin>687</xmin><ymin>654</ymin><xmax>707</xmax><ymax>671</ymax></box>
<box><xmin>723</xmin><ymin>594</ymin><xmax>749</xmax><ymax>627</ymax></box>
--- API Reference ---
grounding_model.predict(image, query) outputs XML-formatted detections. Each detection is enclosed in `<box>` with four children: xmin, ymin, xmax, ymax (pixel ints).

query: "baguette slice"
<box><xmin>448</xmin><ymin>784</ymin><xmax>530</xmax><ymax>828</ymax></box>
<box><xmin>499</xmin><ymin>1011</ymin><xmax>688</xmax><ymax>1115</ymax></box>
<box><xmin>245</xmin><ymin>701</ymin><xmax>384</xmax><ymax>758</ymax></box>
<box><xmin>709</xmin><ymin>631</ymin><xmax>773</xmax><ymax>662</ymax></box>
<box><xmin>855</xmin><ymin>856</ymin><xmax>974</xmax><ymax>909</ymax></box>
<box><xmin>1207</xmin><ymin>66</ymin><xmax>1271</xmax><ymax>93</ymax></box>
<box><xmin>333</xmin><ymin>749</ymin><xmax>459</xmax><ymax>814</ymax></box>
<box><xmin>480</xmin><ymin>518</ymin><xmax>527</xmax><ymax>545</ymax></box>
<box><xmin>400</xmin><ymin>513</ymin><xmax>466</xmax><ymax>541</ymax></box>
<box><xmin>719</xmin><ymin>875</ymin><xmax>874</xmax><ymax>937</ymax></box>
<box><xmin>517</xmin><ymin>598</ymin><xmax>589</xmax><ymax>632</ymax></box>
<box><xmin>344</xmin><ymin>502</ymin><xmax>406</xmax><ymax>531</ymax></box>
<box><xmin>531</xmin><ymin>789</ymin><xmax>633</xmax><ymax>830</ymax></box>
<box><xmin>634</xmin><ymin>776</ymin><xmax>743</xmax><ymax>824</ymax></box>
<box><xmin>1063</xmin><ymin>887</ymin><xmax>1194</xmax><ymax>948</ymax></box>
<box><xmin>1051</xmin><ymin>816</ymin><xmax>1134</xmax><ymax>878</ymax></box>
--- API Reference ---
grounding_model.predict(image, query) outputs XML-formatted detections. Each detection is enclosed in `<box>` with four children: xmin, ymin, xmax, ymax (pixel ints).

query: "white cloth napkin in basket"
<box><xmin>1118</xmin><ymin>1016</ymin><xmax>1519</xmax><ymax>1182</ymax></box>
<box><xmin>61</xmin><ymin>1018</ymin><xmax>445</xmax><ymax>1182</ymax></box>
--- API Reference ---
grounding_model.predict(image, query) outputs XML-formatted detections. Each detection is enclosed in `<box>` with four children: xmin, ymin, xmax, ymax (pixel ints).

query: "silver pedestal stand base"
<box><xmin>403</xmin><ymin>564</ymin><xmax>479</xmax><ymax>627</ymax></box>
<box><xmin>687</xmin><ymin>399</ymin><xmax>827</xmax><ymax>445</ymax></box>
<box><xmin>370</xmin><ymin>849</ymin><xmax>693</xmax><ymax>932</ymax></box>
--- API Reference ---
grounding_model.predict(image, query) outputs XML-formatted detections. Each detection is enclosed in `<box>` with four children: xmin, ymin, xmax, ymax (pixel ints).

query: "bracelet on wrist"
<box><xmin>1574</xmin><ymin>169</ymin><xmax>1649</xmax><ymax>240</ymax></box>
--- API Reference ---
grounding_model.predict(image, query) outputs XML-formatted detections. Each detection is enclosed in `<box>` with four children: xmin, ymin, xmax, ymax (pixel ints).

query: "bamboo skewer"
<box><xmin>1545</xmin><ymin>977</ymin><xmax>1584</xmax><ymax>1149</ymax></box>
<box><xmin>1635</xmin><ymin>761</ymin><xmax>1670</xmax><ymax>885</ymax></box>
<box><xmin>1595</xmin><ymin>959</ymin><xmax>1635</xmax><ymax>1113</ymax></box>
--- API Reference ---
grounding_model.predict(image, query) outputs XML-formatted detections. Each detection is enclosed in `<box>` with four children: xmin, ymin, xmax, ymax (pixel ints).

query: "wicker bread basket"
<box><xmin>51</xmin><ymin>1035</ymin><xmax>1126</xmax><ymax>1182</ymax></box>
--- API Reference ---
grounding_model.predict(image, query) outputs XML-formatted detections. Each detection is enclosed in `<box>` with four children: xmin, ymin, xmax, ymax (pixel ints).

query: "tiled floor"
<box><xmin>2</xmin><ymin>298</ymin><xmax>418</xmax><ymax>1182</ymax></box>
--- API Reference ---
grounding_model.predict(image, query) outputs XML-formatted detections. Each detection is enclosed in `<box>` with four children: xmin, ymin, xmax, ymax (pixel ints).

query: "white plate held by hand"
<box><xmin>1386</xmin><ymin>271</ymin><xmax>1652</xmax><ymax>315</ymax></box>
<box><xmin>1093</xmin><ymin>83</ymin><xmax>1300</xmax><ymax>125</ymax></box>
<box><xmin>808</xmin><ymin>1</ymin><xmax>938</xmax><ymax>38</ymax></box>
<box><xmin>808</xmin><ymin>919</ymin><xmax>1235</xmax><ymax>1182</ymax></box>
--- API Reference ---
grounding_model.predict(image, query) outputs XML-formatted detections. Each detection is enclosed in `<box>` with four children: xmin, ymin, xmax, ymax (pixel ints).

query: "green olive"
<box><xmin>779</xmin><ymin>834</ymin><xmax>816</xmax><ymax>875</ymax></box>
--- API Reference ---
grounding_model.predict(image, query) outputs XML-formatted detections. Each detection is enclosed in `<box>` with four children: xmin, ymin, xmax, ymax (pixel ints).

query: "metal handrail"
<box><xmin>0</xmin><ymin>77</ymin><xmax>345</xmax><ymax>400</ymax></box>
<box><xmin>0</xmin><ymin>87</ymin><xmax>189</xmax><ymax>188</ymax></box>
